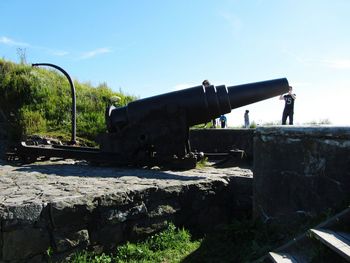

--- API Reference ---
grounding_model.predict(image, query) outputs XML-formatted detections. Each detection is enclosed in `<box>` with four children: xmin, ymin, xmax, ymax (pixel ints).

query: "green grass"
<box><xmin>67</xmin><ymin>211</ymin><xmax>334</xmax><ymax>263</ymax></box>
<box><xmin>195</xmin><ymin>156</ymin><xmax>208</xmax><ymax>169</ymax></box>
<box><xmin>69</xmin><ymin>223</ymin><xmax>201</xmax><ymax>263</ymax></box>
<box><xmin>65</xmin><ymin>220</ymin><xmax>295</xmax><ymax>263</ymax></box>
<box><xmin>67</xmin><ymin>219</ymin><xmax>285</xmax><ymax>263</ymax></box>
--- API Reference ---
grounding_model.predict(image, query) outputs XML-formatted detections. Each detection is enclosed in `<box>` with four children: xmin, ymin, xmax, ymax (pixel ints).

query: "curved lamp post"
<box><xmin>32</xmin><ymin>63</ymin><xmax>76</xmax><ymax>144</ymax></box>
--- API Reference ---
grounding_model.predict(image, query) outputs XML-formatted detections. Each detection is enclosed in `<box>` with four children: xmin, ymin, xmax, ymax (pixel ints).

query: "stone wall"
<box><xmin>190</xmin><ymin>128</ymin><xmax>254</xmax><ymax>158</ymax></box>
<box><xmin>0</xmin><ymin>163</ymin><xmax>252</xmax><ymax>262</ymax></box>
<box><xmin>253</xmin><ymin>126</ymin><xmax>350</xmax><ymax>223</ymax></box>
<box><xmin>3</xmin><ymin>126</ymin><xmax>349</xmax><ymax>261</ymax></box>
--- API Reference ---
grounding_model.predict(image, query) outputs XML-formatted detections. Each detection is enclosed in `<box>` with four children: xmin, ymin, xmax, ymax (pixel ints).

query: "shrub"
<box><xmin>0</xmin><ymin>58</ymin><xmax>137</xmax><ymax>142</ymax></box>
<box><xmin>19</xmin><ymin>108</ymin><xmax>47</xmax><ymax>134</ymax></box>
<box><xmin>249</xmin><ymin>121</ymin><xmax>257</xmax><ymax>128</ymax></box>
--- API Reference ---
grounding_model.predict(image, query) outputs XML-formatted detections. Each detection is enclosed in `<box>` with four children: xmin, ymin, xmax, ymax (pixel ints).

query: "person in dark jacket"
<box><xmin>279</xmin><ymin>86</ymin><xmax>296</xmax><ymax>125</ymax></box>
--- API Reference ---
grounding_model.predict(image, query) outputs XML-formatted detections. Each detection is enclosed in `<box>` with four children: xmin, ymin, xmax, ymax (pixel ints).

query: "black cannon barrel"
<box><xmin>108</xmin><ymin>78</ymin><xmax>289</xmax><ymax>129</ymax></box>
<box><xmin>227</xmin><ymin>78</ymin><xmax>289</xmax><ymax>110</ymax></box>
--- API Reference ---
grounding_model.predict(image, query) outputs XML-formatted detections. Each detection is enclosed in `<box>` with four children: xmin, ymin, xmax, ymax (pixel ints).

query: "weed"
<box><xmin>196</xmin><ymin>156</ymin><xmax>208</xmax><ymax>168</ymax></box>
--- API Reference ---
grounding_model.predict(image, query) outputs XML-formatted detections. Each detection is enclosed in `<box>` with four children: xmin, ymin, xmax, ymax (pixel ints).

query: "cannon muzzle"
<box><xmin>227</xmin><ymin>78</ymin><xmax>289</xmax><ymax>110</ymax></box>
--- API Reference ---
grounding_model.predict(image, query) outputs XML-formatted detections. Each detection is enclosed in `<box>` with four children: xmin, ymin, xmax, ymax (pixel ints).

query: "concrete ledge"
<box><xmin>253</xmin><ymin>126</ymin><xmax>350</xmax><ymax>223</ymax></box>
<box><xmin>0</xmin><ymin>160</ymin><xmax>252</xmax><ymax>262</ymax></box>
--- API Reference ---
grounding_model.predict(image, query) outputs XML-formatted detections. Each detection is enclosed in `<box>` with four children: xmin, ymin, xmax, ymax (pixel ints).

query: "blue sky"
<box><xmin>1</xmin><ymin>0</ymin><xmax>349</xmax><ymax>126</ymax></box>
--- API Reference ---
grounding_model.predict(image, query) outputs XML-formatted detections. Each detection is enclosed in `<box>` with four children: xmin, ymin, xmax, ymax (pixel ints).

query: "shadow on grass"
<box><xmin>182</xmin><ymin>205</ymin><xmax>342</xmax><ymax>263</ymax></box>
<box><xmin>181</xmin><ymin>216</ymin><xmax>324</xmax><ymax>263</ymax></box>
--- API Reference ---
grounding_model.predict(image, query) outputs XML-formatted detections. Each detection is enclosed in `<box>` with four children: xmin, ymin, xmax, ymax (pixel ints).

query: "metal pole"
<box><xmin>32</xmin><ymin>63</ymin><xmax>76</xmax><ymax>144</ymax></box>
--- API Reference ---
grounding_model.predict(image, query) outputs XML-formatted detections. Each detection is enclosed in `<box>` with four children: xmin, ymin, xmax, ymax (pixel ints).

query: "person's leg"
<box><xmin>289</xmin><ymin>111</ymin><xmax>294</xmax><ymax>125</ymax></box>
<box><xmin>282</xmin><ymin>109</ymin><xmax>288</xmax><ymax>125</ymax></box>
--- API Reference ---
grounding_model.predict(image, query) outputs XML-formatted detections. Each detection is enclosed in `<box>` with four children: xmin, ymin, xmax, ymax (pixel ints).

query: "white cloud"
<box><xmin>80</xmin><ymin>48</ymin><xmax>112</xmax><ymax>59</ymax></box>
<box><xmin>0</xmin><ymin>36</ymin><xmax>29</xmax><ymax>47</ymax></box>
<box><xmin>0</xmin><ymin>36</ymin><xmax>70</xmax><ymax>57</ymax></box>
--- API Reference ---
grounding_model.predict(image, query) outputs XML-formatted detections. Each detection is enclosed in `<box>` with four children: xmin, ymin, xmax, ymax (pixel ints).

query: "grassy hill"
<box><xmin>0</xmin><ymin>59</ymin><xmax>137</xmax><ymax>145</ymax></box>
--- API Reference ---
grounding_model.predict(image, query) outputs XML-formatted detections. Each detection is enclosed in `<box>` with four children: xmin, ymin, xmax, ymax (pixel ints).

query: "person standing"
<box><xmin>244</xmin><ymin>110</ymin><xmax>250</xmax><ymax>128</ymax></box>
<box><xmin>219</xmin><ymin>115</ymin><xmax>227</xmax><ymax>128</ymax></box>
<box><xmin>279</xmin><ymin>86</ymin><xmax>296</xmax><ymax>125</ymax></box>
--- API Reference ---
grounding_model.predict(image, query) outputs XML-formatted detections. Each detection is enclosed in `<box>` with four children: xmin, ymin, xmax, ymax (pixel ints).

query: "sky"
<box><xmin>0</xmin><ymin>0</ymin><xmax>349</xmax><ymax>127</ymax></box>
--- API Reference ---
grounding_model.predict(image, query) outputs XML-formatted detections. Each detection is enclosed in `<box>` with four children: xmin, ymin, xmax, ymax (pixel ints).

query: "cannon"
<box><xmin>9</xmin><ymin>77</ymin><xmax>289</xmax><ymax>169</ymax></box>
<box><xmin>98</xmin><ymin>78</ymin><xmax>290</xmax><ymax>168</ymax></box>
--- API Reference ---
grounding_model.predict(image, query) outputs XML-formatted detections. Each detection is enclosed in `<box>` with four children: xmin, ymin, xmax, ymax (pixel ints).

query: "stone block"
<box><xmin>1</xmin><ymin>202</ymin><xmax>44</xmax><ymax>231</ymax></box>
<box><xmin>53</xmin><ymin>229</ymin><xmax>89</xmax><ymax>253</ymax></box>
<box><xmin>100</xmin><ymin>202</ymin><xmax>148</xmax><ymax>225</ymax></box>
<box><xmin>50</xmin><ymin>198</ymin><xmax>95</xmax><ymax>229</ymax></box>
<box><xmin>227</xmin><ymin>176</ymin><xmax>253</xmax><ymax>216</ymax></box>
<box><xmin>148</xmin><ymin>204</ymin><xmax>179</xmax><ymax>218</ymax></box>
<box><xmin>96</xmin><ymin>192</ymin><xmax>131</xmax><ymax>207</ymax></box>
<box><xmin>90</xmin><ymin>223</ymin><xmax>125</xmax><ymax>250</ymax></box>
<box><xmin>2</xmin><ymin>227</ymin><xmax>50</xmax><ymax>261</ymax></box>
<box><xmin>129</xmin><ymin>218</ymin><xmax>169</xmax><ymax>241</ymax></box>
